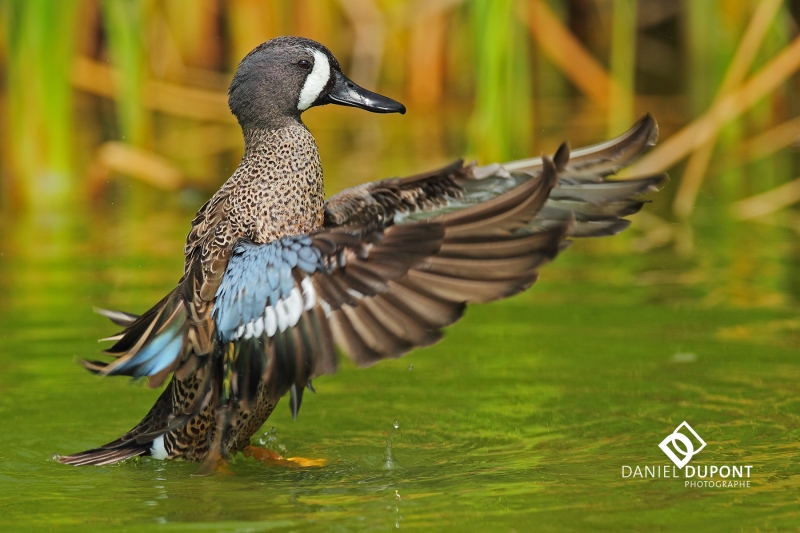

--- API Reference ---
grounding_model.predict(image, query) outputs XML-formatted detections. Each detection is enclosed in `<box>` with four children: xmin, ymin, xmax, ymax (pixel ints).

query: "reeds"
<box><xmin>0</xmin><ymin>0</ymin><xmax>797</xmax><ymax>237</ymax></box>
<box><xmin>468</xmin><ymin>0</ymin><xmax>532</xmax><ymax>162</ymax></box>
<box><xmin>101</xmin><ymin>0</ymin><xmax>148</xmax><ymax>145</ymax></box>
<box><xmin>1</xmin><ymin>0</ymin><xmax>79</xmax><ymax>211</ymax></box>
<box><xmin>608</xmin><ymin>0</ymin><xmax>636</xmax><ymax>136</ymax></box>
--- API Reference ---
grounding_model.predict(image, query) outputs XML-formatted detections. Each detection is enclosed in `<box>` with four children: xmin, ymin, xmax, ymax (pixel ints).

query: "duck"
<box><xmin>58</xmin><ymin>36</ymin><xmax>666</xmax><ymax>468</ymax></box>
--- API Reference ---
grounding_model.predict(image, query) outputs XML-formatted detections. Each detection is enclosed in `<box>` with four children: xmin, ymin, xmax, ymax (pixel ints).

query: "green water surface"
<box><xmin>0</xmin><ymin>207</ymin><xmax>798</xmax><ymax>532</ymax></box>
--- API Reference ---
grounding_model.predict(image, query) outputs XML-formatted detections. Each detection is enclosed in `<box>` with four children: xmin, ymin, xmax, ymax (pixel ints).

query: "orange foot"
<box><xmin>243</xmin><ymin>446</ymin><xmax>326</xmax><ymax>468</ymax></box>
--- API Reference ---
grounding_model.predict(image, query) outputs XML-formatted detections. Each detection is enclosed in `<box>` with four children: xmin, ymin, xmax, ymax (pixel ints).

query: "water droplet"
<box><xmin>256</xmin><ymin>426</ymin><xmax>279</xmax><ymax>446</ymax></box>
<box><xmin>384</xmin><ymin>422</ymin><xmax>399</xmax><ymax>470</ymax></box>
<box><xmin>407</xmin><ymin>364</ymin><xmax>413</xmax><ymax>371</ymax></box>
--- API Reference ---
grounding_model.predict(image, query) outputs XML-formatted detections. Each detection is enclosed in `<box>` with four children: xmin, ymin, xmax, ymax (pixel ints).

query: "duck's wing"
<box><xmin>500</xmin><ymin>113</ymin><xmax>660</xmax><ymax>178</ymax></box>
<box><xmin>210</xmin><ymin>157</ymin><xmax>565</xmax><ymax>419</ymax></box>
<box><xmin>79</xmin><ymin>251</ymin><xmax>219</xmax><ymax>383</ymax></box>
<box><xmin>323</xmin><ymin>158</ymin><xmax>470</xmax><ymax>228</ymax></box>
<box><xmin>324</xmin><ymin>114</ymin><xmax>666</xmax><ymax>236</ymax></box>
<box><xmin>79</xmin><ymin>187</ymin><xmax>234</xmax><ymax>389</ymax></box>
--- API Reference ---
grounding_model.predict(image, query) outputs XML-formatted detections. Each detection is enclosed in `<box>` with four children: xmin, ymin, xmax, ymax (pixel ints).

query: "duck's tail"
<box><xmin>57</xmin><ymin>372</ymin><xmax>184</xmax><ymax>466</ymax></box>
<box><xmin>57</xmin><ymin>441</ymin><xmax>151</xmax><ymax>466</ymax></box>
<box><xmin>59</xmin><ymin>297</ymin><xmax>217</xmax><ymax>466</ymax></box>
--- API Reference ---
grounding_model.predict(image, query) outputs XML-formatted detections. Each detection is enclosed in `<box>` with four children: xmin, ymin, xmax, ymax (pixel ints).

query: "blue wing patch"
<box><xmin>214</xmin><ymin>236</ymin><xmax>324</xmax><ymax>343</ymax></box>
<box><xmin>105</xmin><ymin>319</ymin><xmax>184</xmax><ymax>378</ymax></box>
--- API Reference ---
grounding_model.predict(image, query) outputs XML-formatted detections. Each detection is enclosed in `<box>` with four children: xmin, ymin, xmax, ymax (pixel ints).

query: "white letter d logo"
<box><xmin>658</xmin><ymin>421</ymin><xmax>706</xmax><ymax>468</ymax></box>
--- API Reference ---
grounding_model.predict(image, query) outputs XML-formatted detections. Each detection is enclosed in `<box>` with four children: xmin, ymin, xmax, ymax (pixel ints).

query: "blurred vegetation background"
<box><xmin>2</xmin><ymin>0</ymin><xmax>800</xmax><ymax>305</ymax></box>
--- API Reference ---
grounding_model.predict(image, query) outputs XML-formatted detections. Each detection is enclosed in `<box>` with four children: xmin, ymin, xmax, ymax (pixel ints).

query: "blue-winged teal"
<box><xmin>59</xmin><ymin>37</ymin><xmax>666</xmax><ymax>467</ymax></box>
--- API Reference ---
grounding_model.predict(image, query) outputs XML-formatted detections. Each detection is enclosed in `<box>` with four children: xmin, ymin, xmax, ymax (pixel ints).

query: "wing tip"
<box><xmin>569</xmin><ymin>218</ymin><xmax>632</xmax><ymax>237</ymax></box>
<box><xmin>640</xmin><ymin>112</ymin><xmax>659</xmax><ymax>147</ymax></box>
<box><xmin>93</xmin><ymin>307</ymin><xmax>141</xmax><ymax>327</ymax></box>
<box><xmin>553</xmin><ymin>141</ymin><xmax>570</xmax><ymax>171</ymax></box>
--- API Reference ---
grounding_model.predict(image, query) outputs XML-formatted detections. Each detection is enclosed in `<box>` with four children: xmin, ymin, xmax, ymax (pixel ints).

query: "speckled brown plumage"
<box><xmin>159</xmin><ymin>380</ymin><xmax>277</xmax><ymax>460</ymax></box>
<box><xmin>186</xmin><ymin>126</ymin><xmax>325</xmax><ymax>272</ymax></box>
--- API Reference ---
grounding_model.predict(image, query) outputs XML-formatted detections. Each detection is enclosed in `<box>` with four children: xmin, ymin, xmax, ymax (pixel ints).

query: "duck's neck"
<box><xmin>234</xmin><ymin>123</ymin><xmax>326</xmax><ymax>240</ymax></box>
<box><xmin>241</xmin><ymin>116</ymin><xmax>304</xmax><ymax>155</ymax></box>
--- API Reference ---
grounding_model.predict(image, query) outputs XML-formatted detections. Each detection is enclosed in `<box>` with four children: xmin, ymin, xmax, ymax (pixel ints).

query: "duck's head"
<box><xmin>229</xmin><ymin>36</ymin><xmax>405</xmax><ymax>130</ymax></box>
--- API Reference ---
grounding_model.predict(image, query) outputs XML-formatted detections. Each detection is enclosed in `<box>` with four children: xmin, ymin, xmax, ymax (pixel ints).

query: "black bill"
<box><xmin>321</xmin><ymin>71</ymin><xmax>406</xmax><ymax>114</ymax></box>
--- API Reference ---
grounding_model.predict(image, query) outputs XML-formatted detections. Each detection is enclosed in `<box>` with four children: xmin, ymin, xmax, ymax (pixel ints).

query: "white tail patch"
<box><xmin>150</xmin><ymin>435</ymin><xmax>168</xmax><ymax>460</ymax></box>
<box><xmin>297</xmin><ymin>49</ymin><xmax>331</xmax><ymax>111</ymax></box>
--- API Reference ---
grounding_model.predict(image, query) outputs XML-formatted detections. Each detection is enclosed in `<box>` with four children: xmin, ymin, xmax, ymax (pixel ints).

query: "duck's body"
<box><xmin>59</xmin><ymin>37</ymin><xmax>665</xmax><ymax>467</ymax></box>
<box><xmin>149</xmin><ymin>125</ymin><xmax>326</xmax><ymax>462</ymax></box>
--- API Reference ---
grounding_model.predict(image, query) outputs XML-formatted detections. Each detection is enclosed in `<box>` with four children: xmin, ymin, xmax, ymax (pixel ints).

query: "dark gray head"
<box><xmin>228</xmin><ymin>36</ymin><xmax>405</xmax><ymax>131</ymax></box>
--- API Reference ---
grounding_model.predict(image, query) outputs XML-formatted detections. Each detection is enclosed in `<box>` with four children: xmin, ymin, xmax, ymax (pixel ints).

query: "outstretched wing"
<box><xmin>324</xmin><ymin>114</ymin><xmax>665</xmax><ymax>237</ymax></box>
<box><xmin>212</xmin><ymin>157</ymin><xmax>565</xmax><ymax>418</ymax></box>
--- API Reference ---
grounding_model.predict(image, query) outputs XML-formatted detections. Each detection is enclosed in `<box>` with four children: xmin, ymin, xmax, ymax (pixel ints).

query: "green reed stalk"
<box><xmin>1</xmin><ymin>0</ymin><xmax>79</xmax><ymax>211</ymax></box>
<box><xmin>468</xmin><ymin>0</ymin><xmax>533</xmax><ymax>163</ymax></box>
<box><xmin>686</xmin><ymin>0</ymin><xmax>719</xmax><ymax>117</ymax></box>
<box><xmin>532</xmin><ymin>0</ymin><xmax>568</xmax><ymax>131</ymax></box>
<box><xmin>101</xmin><ymin>0</ymin><xmax>148</xmax><ymax>146</ymax></box>
<box><xmin>685</xmin><ymin>0</ymin><xmax>743</xmax><ymax>206</ymax></box>
<box><xmin>608</xmin><ymin>0</ymin><xmax>637</xmax><ymax>137</ymax></box>
<box><xmin>747</xmin><ymin>4</ymin><xmax>791</xmax><ymax>194</ymax></box>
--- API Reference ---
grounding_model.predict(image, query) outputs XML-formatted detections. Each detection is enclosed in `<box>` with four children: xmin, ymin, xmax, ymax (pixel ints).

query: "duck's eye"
<box><xmin>297</xmin><ymin>59</ymin><xmax>311</xmax><ymax>70</ymax></box>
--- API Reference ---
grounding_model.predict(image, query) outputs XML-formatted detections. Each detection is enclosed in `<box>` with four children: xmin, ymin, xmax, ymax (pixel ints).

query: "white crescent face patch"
<box><xmin>297</xmin><ymin>49</ymin><xmax>331</xmax><ymax>111</ymax></box>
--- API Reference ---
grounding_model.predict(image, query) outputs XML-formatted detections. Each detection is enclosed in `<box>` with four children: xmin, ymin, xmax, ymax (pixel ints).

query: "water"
<box><xmin>0</xmin><ymin>203</ymin><xmax>798</xmax><ymax>532</ymax></box>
